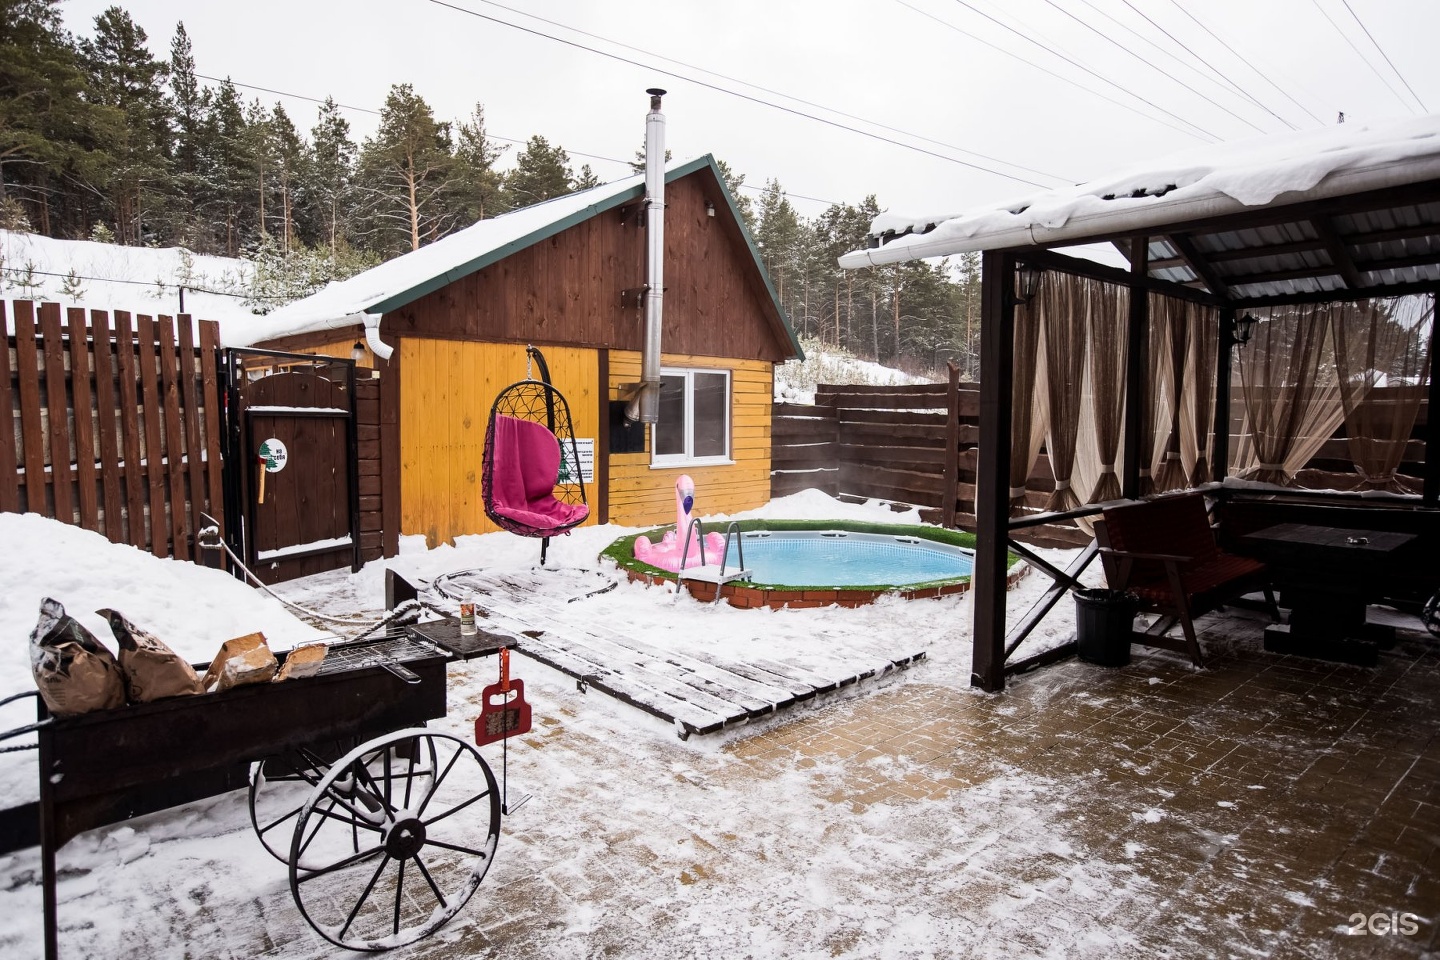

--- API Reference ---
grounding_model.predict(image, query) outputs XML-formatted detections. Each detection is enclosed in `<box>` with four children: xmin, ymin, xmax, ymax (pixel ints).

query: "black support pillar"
<box><xmin>1212</xmin><ymin>307</ymin><xmax>1235</xmax><ymax>484</ymax></box>
<box><xmin>972</xmin><ymin>250</ymin><xmax>1016</xmax><ymax>692</ymax></box>
<box><xmin>1121</xmin><ymin>237</ymin><xmax>1150</xmax><ymax>500</ymax></box>
<box><xmin>1425</xmin><ymin>291</ymin><xmax>1440</xmax><ymax>505</ymax></box>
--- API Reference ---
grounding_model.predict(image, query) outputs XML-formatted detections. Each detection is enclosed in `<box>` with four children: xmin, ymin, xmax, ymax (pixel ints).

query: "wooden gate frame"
<box><xmin>220</xmin><ymin>348</ymin><xmax>362</xmax><ymax>582</ymax></box>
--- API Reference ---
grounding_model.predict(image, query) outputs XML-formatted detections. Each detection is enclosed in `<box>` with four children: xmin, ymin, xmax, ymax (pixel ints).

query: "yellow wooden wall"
<box><xmin>401</xmin><ymin>340</ymin><xmax>601</xmax><ymax>546</ymax></box>
<box><xmin>608</xmin><ymin>350</ymin><xmax>773</xmax><ymax>526</ymax></box>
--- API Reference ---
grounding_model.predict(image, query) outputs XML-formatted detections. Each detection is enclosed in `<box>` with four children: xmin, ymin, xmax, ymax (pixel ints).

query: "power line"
<box><xmin>421</xmin><ymin>0</ymin><xmax>1058</xmax><ymax>188</ymax></box>
<box><xmin>197</xmin><ymin>71</ymin><xmax>845</xmax><ymax>208</ymax></box>
<box><xmin>1</xmin><ymin>265</ymin><xmax>289</xmax><ymax>300</ymax></box>
<box><xmin>895</xmin><ymin>0</ymin><xmax>1209</xmax><ymax>143</ymax></box>
<box><xmin>1099</xmin><ymin>0</ymin><xmax>1297</xmax><ymax>131</ymax></box>
<box><xmin>949</xmin><ymin>0</ymin><xmax>1219</xmax><ymax>141</ymax></box>
<box><xmin>1310</xmin><ymin>0</ymin><xmax>1415</xmax><ymax>114</ymax></box>
<box><xmin>1340</xmin><ymin>0</ymin><xmax>1428</xmax><ymax>112</ymax></box>
<box><xmin>463</xmin><ymin>0</ymin><xmax>1069</xmax><ymax>186</ymax></box>
<box><xmin>1168</xmin><ymin>1</ymin><xmax>1325</xmax><ymax>126</ymax></box>
<box><xmin>1042</xmin><ymin>0</ymin><xmax>1269</xmax><ymax>134</ymax></box>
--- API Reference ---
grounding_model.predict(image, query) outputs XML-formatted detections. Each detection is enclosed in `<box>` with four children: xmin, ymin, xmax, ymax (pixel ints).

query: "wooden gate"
<box><xmin>225</xmin><ymin>350</ymin><xmax>360</xmax><ymax>585</ymax></box>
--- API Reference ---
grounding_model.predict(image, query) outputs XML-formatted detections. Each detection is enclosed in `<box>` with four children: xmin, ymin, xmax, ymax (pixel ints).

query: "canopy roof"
<box><xmin>841</xmin><ymin>114</ymin><xmax>1440</xmax><ymax>304</ymax></box>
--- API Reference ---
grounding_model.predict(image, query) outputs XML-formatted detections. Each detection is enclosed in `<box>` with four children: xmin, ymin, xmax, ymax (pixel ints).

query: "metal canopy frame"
<box><xmin>968</xmin><ymin>180</ymin><xmax>1440</xmax><ymax>692</ymax></box>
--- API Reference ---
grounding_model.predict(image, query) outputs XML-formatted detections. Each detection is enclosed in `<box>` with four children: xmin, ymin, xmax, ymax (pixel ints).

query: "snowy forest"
<box><xmin>2</xmin><ymin>0</ymin><xmax>982</xmax><ymax>379</ymax></box>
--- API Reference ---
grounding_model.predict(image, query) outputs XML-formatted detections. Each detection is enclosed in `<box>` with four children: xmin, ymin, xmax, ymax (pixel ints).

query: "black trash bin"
<box><xmin>1074</xmin><ymin>588</ymin><xmax>1137</xmax><ymax>666</ymax></box>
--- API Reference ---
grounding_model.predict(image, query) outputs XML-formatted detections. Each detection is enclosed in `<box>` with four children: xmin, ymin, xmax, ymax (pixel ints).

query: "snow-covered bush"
<box><xmin>774</xmin><ymin>336</ymin><xmax>931</xmax><ymax>404</ymax></box>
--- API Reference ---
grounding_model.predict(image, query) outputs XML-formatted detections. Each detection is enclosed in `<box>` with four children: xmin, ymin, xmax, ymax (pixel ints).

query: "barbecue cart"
<box><xmin>0</xmin><ymin>618</ymin><xmax>528</xmax><ymax>959</ymax></box>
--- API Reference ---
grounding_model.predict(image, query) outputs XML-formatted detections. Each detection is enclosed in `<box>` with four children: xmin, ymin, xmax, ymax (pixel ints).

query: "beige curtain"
<box><xmin>1085</xmin><ymin>279</ymin><xmax>1130</xmax><ymax>503</ymax></box>
<box><xmin>1188</xmin><ymin>306</ymin><xmax>1220</xmax><ymax>485</ymax></box>
<box><xmin>1331</xmin><ymin>295</ymin><xmax>1432</xmax><ymax>492</ymax></box>
<box><xmin>1234</xmin><ymin>303</ymin><xmax>1344</xmax><ymax>485</ymax></box>
<box><xmin>1041</xmin><ymin>276</ymin><xmax>1087</xmax><ymax>512</ymax></box>
<box><xmin>1009</xmin><ymin>298</ymin><xmax>1048</xmax><ymax>515</ymax></box>
<box><xmin>1152</xmin><ymin>296</ymin><xmax>1191</xmax><ymax>492</ymax></box>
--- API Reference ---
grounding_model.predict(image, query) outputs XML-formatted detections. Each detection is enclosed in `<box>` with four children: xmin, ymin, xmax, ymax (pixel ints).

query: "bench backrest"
<box><xmin>1098</xmin><ymin>493</ymin><xmax>1220</xmax><ymax>590</ymax></box>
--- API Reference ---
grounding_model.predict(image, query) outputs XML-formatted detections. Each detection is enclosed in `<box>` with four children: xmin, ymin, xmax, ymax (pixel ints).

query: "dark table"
<box><xmin>1240</xmin><ymin>522</ymin><xmax>1417</xmax><ymax>666</ymax></box>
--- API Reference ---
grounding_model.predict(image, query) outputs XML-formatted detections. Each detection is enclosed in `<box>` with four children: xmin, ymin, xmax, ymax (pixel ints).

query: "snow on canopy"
<box><xmin>840</xmin><ymin>113</ymin><xmax>1440</xmax><ymax>268</ymax></box>
<box><xmin>225</xmin><ymin>156</ymin><xmax>713</xmax><ymax>348</ymax></box>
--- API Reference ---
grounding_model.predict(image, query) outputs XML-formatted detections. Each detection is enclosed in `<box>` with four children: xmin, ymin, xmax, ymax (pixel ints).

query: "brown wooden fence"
<box><xmin>3</xmin><ymin>300</ymin><xmax>225</xmax><ymax>560</ymax></box>
<box><xmin>771</xmin><ymin>375</ymin><xmax>1081</xmax><ymax>546</ymax></box>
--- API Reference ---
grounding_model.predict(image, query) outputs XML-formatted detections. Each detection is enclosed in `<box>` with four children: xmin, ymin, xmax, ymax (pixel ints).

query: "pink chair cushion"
<box><xmin>489</xmin><ymin>415</ymin><xmax>589</xmax><ymax>531</ymax></box>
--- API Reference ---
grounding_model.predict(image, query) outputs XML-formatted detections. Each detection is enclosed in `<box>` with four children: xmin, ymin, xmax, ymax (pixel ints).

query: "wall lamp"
<box><xmin>1013</xmin><ymin>262</ymin><xmax>1043</xmax><ymax>305</ymax></box>
<box><xmin>1225</xmin><ymin>312</ymin><xmax>1258</xmax><ymax>348</ymax></box>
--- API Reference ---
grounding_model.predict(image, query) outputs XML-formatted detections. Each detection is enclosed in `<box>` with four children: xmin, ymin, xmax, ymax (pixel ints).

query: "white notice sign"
<box><xmin>559</xmin><ymin>438</ymin><xmax>594</xmax><ymax>485</ymax></box>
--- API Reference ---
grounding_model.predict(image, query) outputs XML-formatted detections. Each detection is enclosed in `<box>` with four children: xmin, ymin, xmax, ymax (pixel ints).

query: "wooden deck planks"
<box><xmin>457</xmin><ymin>570</ymin><xmax>927</xmax><ymax>738</ymax></box>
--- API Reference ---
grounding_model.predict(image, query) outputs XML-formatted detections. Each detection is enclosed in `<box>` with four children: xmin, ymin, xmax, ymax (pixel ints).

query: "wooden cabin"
<box><xmin>230</xmin><ymin>155</ymin><xmax>801</xmax><ymax>550</ymax></box>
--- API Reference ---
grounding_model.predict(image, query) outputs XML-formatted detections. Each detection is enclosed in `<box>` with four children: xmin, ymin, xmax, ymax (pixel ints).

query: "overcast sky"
<box><xmin>58</xmin><ymin>0</ymin><xmax>1440</xmax><ymax>223</ymax></box>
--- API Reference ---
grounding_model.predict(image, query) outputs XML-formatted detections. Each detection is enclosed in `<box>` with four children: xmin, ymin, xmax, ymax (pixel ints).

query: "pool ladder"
<box><xmin>675</xmin><ymin>520</ymin><xmax>752</xmax><ymax>603</ymax></box>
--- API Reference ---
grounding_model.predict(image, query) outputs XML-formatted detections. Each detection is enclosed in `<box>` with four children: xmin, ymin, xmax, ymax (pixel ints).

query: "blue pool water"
<box><xmin>729</xmin><ymin>531</ymin><xmax>974</xmax><ymax>588</ymax></box>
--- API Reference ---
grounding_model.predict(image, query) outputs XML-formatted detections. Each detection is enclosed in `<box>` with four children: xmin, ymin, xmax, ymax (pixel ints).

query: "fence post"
<box><xmin>943</xmin><ymin>360</ymin><xmax>960</xmax><ymax>528</ymax></box>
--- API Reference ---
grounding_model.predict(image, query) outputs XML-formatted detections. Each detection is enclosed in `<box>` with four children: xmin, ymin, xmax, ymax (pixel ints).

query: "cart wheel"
<box><xmin>250</xmin><ymin>739</ymin><xmax>363</xmax><ymax>865</ymax></box>
<box><xmin>288</xmin><ymin>729</ymin><xmax>500</xmax><ymax>951</ymax></box>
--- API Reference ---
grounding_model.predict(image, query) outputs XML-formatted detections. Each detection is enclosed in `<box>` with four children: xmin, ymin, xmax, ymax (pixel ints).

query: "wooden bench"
<box><xmin>1094</xmin><ymin>492</ymin><xmax>1278</xmax><ymax>666</ymax></box>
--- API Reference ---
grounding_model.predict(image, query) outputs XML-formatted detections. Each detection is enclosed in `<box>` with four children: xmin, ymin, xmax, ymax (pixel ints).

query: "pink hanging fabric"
<box><xmin>488</xmin><ymin>414</ymin><xmax>589</xmax><ymax>532</ymax></box>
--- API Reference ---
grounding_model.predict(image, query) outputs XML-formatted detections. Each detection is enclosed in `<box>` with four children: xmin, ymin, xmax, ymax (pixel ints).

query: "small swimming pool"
<box><xmin>732</xmin><ymin>530</ymin><xmax>974</xmax><ymax>588</ymax></box>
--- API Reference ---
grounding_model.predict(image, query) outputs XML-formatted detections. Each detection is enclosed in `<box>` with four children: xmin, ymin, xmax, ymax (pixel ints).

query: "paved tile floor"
<box><xmin>426</xmin><ymin>621</ymin><xmax>1440</xmax><ymax>960</ymax></box>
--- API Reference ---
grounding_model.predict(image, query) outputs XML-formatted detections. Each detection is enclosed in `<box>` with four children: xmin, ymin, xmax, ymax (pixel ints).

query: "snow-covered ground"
<box><xmin>0</xmin><ymin>229</ymin><xmax>258</xmax><ymax>328</ymax></box>
<box><xmin>0</xmin><ymin>490</ymin><xmax>1103</xmax><ymax>959</ymax></box>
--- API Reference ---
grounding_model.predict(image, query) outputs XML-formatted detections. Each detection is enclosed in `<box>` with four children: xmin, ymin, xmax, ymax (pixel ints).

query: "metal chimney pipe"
<box><xmin>626</xmin><ymin>88</ymin><xmax>667</xmax><ymax>423</ymax></box>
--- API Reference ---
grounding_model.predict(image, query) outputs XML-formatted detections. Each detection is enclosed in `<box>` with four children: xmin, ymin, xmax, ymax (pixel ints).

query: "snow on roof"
<box><xmin>840</xmin><ymin>113</ymin><xmax>1440</xmax><ymax>268</ymax></box>
<box><xmin>226</xmin><ymin>157</ymin><xmax>712</xmax><ymax>348</ymax></box>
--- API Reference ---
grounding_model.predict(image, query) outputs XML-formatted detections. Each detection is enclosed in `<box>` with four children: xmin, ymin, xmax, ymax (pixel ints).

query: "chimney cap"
<box><xmin>646</xmin><ymin>88</ymin><xmax>667</xmax><ymax>97</ymax></box>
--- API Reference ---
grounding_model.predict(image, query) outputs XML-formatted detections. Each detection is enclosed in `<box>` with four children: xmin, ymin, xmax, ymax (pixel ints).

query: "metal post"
<box><xmin>1213</xmin><ymin>308</ymin><xmax>1235</xmax><ymax>484</ymax></box>
<box><xmin>1425</xmin><ymin>291</ymin><xmax>1440</xmax><ymax>505</ymax></box>
<box><xmin>1121</xmin><ymin>237</ymin><xmax>1150</xmax><ymax>499</ymax></box>
<box><xmin>971</xmin><ymin>251</ymin><xmax>1015</xmax><ymax>692</ymax></box>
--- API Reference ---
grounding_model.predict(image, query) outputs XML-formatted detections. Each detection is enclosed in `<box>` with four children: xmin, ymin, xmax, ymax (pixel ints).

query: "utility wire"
<box><xmin>463</xmin><ymin>0</ymin><xmax>1068</xmax><ymax>185</ymax></box>
<box><xmin>1340</xmin><ymin>0</ymin><xmax>1428</xmax><ymax>112</ymax></box>
<box><xmin>896</xmin><ymin>0</ymin><xmax>1207</xmax><ymax>143</ymax></box>
<box><xmin>202</xmin><ymin>71</ymin><xmax>844</xmax><ymax>208</ymax></box>
<box><xmin>1310</xmin><ymin>0</ymin><xmax>1415</xmax><ymax>114</ymax></box>
<box><xmin>1099</xmin><ymin>0</ymin><xmax>1297</xmax><ymax>131</ymax></box>
<box><xmin>1167</xmin><ymin>0</ymin><xmax>1325</xmax><ymax>126</ymax></box>
<box><xmin>949</xmin><ymin>0</ymin><xmax>1218</xmax><ymax>140</ymax></box>
<box><xmin>1042</xmin><ymin>0</ymin><xmax>1268</xmax><ymax>134</ymax></box>
<box><xmin>422</xmin><ymin>0</ymin><xmax>1057</xmax><ymax>188</ymax></box>
<box><xmin>1</xmin><ymin>265</ymin><xmax>290</xmax><ymax>300</ymax></box>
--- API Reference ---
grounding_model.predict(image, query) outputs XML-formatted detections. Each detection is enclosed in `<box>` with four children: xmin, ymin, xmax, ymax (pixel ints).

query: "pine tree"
<box><xmin>354</xmin><ymin>83</ymin><xmax>460</xmax><ymax>255</ymax></box>
<box><xmin>451</xmin><ymin>102</ymin><xmax>507</xmax><ymax>222</ymax></box>
<box><xmin>198</xmin><ymin>79</ymin><xmax>252</xmax><ymax>254</ymax></box>
<box><xmin>303</xmin><ymin>97</ymin><xmax>357</xmax><ymax>250</ymax></box>
<box><xmin>166</xmin><ymin>21</ymin><xmax>206</xmax><ymax>246</ymax></box>
<box><xmin>754</xmin><ymin>179</ymin><xmax>800</xmax><ymax>302</ymax></box>
<box><xmin>268</xmin><ymin>103</ymin><xmax>305</xmax><ymax>248</ymax></box>
<box><xmin>573</xmin><ymin>164</ymin><xmax>601</xmax><ymax>190</ymax></box>
<box><xmin>714</xmin><ymin>158</ymin><xmax>755</xmax><ymax>233</ymax></box>
<box><xmin>81</xmin><ymin>6</ymin><xmax>173</xmax><ymax>245</ymax></box>
<box><xmin>0</xmin><ymin>0</ymin><xmax>109</xmax><ymax>236</ymax></box>
<box><xmin>506</xmin><ymin>135</ymin><xmax>573</xmax><ymax>207</ymax></box>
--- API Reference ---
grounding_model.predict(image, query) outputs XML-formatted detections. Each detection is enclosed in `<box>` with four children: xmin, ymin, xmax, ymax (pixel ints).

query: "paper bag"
<box><xmin>29</xmin><ymin>598</ymin><xmax>126</xmax><ymax>716</ymax></box>
<box><xmin>275</xmin><ymin>642</ymin><xmax>328</xmax><ymax>681</ymax></box>
<box><xmin>199</xmin><ymin>632</ymin><xmax>278</xmax><ymax>693</ymax></box>
<box><xmin>98</xmin><ymin>608</ymin><xmax>204</xmax><ymax>703</ymax></box>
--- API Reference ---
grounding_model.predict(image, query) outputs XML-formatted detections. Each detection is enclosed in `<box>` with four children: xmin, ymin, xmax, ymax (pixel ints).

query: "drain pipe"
<box><xmin>362</xmin><ymin>312</ymin><xmax>394</xmax><ymax>361</ymax></box>
<box><xmin>625</xmin><ymin>88</ymin><xmax>667</xmax><ymax>423</ymax></box>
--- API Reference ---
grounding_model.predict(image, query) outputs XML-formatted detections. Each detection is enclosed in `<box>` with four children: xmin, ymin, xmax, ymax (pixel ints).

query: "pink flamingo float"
<box><xmin>633</xmin><ymin>475</ymin><xmax>726</xmax><ymax>572</ymax></box>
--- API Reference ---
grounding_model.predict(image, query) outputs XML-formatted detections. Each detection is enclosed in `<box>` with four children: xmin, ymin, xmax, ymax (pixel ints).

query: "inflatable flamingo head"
<box><xmin>676</xmin><ymin>474</ymin><xmax>695</xmax><ymax>518</ymax></box>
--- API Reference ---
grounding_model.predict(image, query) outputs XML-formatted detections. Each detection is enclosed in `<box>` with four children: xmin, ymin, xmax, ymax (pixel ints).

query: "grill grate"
<box><xmin>314</xmin><ymin>634</ymin><xmax>440</xmax><ymax>677</ymax></box>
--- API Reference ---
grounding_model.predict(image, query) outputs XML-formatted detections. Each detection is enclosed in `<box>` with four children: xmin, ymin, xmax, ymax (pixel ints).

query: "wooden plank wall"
<box><xmin>772</xmin><ymin>383</ymin><xmax>1083</xmax><ymax>547</ymax></box>
<box><xmin>607</xmin><ymin>351</ymin><xmax>773</xmax><ymax>526</ymax></box>
<box><xmin>400</xmin><ymin>339</ymin><xmax>601</xmax><ymax>546</ymax></box>
<box><xmin>3</xmin><ymin>300</ymin><xmax>225</xmax><ymax>558</ymax></box>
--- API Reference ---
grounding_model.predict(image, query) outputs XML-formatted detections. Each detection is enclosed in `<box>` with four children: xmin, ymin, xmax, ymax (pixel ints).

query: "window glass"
<box><xmin>654</xmin><ymin>374</ymin><xmax>685</xmax><ymax>456</ymax></box>
<box><xmin>692</xmin><ymin>372</ymin><xmax>728</xmax><ymax>458</ymax></box>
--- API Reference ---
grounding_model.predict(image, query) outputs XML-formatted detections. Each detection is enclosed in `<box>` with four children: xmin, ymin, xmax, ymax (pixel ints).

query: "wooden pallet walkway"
<box><xmin>444</xmin><ymin>569</ymin><xmax>927</xmax><ymax>739</ymax></box>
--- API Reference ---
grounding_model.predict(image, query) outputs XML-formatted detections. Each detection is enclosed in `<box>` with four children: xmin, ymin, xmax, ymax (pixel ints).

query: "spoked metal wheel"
<box><xmin>250</xmin><ymin>738</ymin><xmax>374</xmax><ymax>866</ymax></box>
<box><xmin>288</xmin><ymin>729</ymin><xmax>501</xmax><ymax>951</ymax></box>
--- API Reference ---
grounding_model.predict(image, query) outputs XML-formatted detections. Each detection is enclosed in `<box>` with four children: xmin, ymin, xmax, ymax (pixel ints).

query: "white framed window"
<box><xmin>651</xmin><ymin>367</ymin><xmax>732</xmax><ymax>467</ymax></box>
